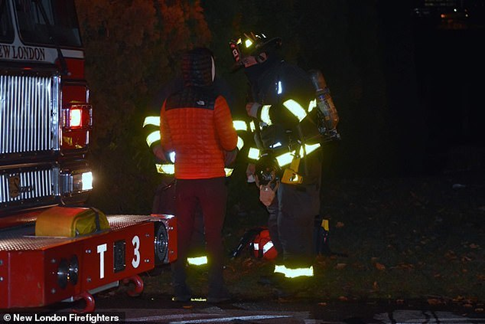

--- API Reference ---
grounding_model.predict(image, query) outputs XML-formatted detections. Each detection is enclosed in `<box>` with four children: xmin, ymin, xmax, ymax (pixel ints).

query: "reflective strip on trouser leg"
<box><xmin>274</xmin><ymin>265</ymin><xmax>314</xmax><ymax>278</ymax></box>
<box><xmin>187</xmin><ymin>256</ymin><xmax>208</xmax><ymax>266</ymax></box>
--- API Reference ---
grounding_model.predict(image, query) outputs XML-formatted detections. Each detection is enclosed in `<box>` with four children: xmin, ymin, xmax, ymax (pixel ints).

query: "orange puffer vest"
<box><xmin>160</xmin><ymin>91</ymin><xmax>237</xmax><ymax>179</ymax></box>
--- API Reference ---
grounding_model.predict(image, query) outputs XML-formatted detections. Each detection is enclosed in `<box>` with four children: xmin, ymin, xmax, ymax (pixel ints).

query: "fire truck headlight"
<box><xmin>61</xmin><ymin>171</ymin><xmax>93</xmax><ymax>194</ymax></box>
<box><xmin>62</xmin><ymin>104</ymin><xmax>93</xmax><ymax>130</ymax></box>
<box><xmin>70</xmin><ymin>108</ymin><xmax>82</xmax><ymax>127</ymax></box>
<box><xmin>81</xmin><ymin>172</ymin><xmax>93</xmax><ymax>191</ymax></box>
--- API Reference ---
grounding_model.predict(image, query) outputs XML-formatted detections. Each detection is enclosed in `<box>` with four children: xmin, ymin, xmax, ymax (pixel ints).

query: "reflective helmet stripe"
<box><xmin>253</xmin><ymin>241</ymin><xmax>275</xmax><ymax>255</ymax></box>
<box><xmin>262</xmin><ymin>241</ymin><xmax>274</xmax><ymax>254</ymax></box>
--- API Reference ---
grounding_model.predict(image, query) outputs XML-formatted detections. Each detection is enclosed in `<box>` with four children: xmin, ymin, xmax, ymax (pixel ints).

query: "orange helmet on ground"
<box><xmin>251</xmin><ymin>229</ymin><xmax>278</xmax><ymax>260</ymax></box>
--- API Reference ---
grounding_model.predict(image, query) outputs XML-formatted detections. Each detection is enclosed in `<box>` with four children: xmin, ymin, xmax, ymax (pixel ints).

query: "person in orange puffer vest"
<box><xmin>160</xmin><ymin>47</ymin><xmax>238</xmax><ymax>303</ymax></box>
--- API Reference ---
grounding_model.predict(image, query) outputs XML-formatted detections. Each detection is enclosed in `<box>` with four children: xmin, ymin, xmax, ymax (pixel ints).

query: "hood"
<box><xmin>182</xmin><ymin>47</ymin><xmax>215</xmax><ymax>88</ymax></box>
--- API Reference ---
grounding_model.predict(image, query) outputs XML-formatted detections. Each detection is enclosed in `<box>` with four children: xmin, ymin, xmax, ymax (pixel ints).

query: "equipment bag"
<box><xmin>35</xmin><ymin>206</ymin><xmax>110</xmax><ymax>237</ymax></box>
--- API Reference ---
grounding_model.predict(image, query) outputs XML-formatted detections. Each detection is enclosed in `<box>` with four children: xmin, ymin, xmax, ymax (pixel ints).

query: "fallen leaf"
<box><xmin>334</xmin><ymin>263</ymin><xmax>347</xmax><ymax>270</ymax></box>
<box><xmin>375</xmin><ymin>262</ymin><xmax>386</xmax><ymax>271</ymax></box>
<box><xmin>373</xmin><ymin>281</ymin><xmax>379</xmax><ymax>290</ymax></box>
<box><xmin>427</xmin><ymin>298</ymin><xmax>443</xmax><ymax>305</ymax></box>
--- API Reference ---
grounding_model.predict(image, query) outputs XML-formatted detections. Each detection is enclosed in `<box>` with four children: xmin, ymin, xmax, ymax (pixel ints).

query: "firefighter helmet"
<box><xmin>229</xmin><ymin>32</ymin><xmax>282</xmax><ymax>68</ymax></box>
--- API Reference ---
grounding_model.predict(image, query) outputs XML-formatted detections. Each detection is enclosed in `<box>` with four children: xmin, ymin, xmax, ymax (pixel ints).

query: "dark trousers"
<box><xmin>171</xmin><ymin>177</ymin><xmax>228</xmax><ymax>297</ymax></box>
<box><xmin>267</xmin><ymin>152</ymin><xmax>322</xmax><ymax>268</ymax></box>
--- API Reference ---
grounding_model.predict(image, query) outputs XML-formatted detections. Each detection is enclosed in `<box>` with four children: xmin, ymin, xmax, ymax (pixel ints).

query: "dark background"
<box><xmin>75</xmin><ymin>0</ymin><xmax>485</xmax><ymax>214</ymax></box>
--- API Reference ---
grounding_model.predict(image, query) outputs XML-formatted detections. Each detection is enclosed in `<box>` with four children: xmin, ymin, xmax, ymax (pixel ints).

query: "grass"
<box><xmin>128</xmin><ymin>169</ymin><xmax>484</xmax><ymax>311</ymax></box>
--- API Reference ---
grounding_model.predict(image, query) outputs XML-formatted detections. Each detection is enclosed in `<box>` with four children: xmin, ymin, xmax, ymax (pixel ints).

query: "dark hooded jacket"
<box><xmin>160</xmin><ymin>48</ymin><xmax>237</xmax><ymax>179</ymax></box>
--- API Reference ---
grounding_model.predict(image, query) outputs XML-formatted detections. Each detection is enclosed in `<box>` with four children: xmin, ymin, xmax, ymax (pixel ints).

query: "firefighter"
<box><xmin>160</xmin><ymin>47</ymin><xmax>237</xmax><ymax>303</ymax></box>
<box><xmin>229</xmin><ymin>32</ymin><xmax>332</xmax><ymax>297</ymax></box>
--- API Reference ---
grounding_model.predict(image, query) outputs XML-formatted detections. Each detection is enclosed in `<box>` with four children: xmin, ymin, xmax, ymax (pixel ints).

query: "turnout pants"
<box><xmin>267</xmin><ymin>152</ymin><xmax>322</xmax><ymax>269</ymax></box>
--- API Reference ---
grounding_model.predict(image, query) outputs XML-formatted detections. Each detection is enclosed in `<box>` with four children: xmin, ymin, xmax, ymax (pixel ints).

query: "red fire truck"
<box><xmin>0</xmin><ymin>0</ymin><xmax>176</xmax><ymax>312</ymax></box>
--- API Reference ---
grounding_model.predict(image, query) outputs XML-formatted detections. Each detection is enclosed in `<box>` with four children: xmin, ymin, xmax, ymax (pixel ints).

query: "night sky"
<box><xmin>412</xmin><ymin>11</ymin><xmax>485</xmax><ymax>174</ymax></box>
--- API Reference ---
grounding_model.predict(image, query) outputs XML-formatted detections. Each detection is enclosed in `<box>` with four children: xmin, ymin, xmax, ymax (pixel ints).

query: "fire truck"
<box><xmin>0</xmin><ymin>0</ymin><xmax>176</xmax><ymax>312</ymax></box>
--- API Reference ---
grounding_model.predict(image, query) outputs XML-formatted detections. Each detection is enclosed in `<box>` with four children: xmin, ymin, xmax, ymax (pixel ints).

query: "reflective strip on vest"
<box><xmin>274</xmin><ymin>265</ymin><xmax>314</xmax><ymax>278</ymax></box>
<box><xmin>248</xmin><ymin>147</ymin><xmax>260</xmax><ymax>160</ymax></box>
<box><xmin>304</xmin><ymin>143</ymin><xmax>321</xmax><ymax>155</ymax></box>
<box><xmin>249</xmin><ymin>98</ymin><xmax>310</xmax><ymax>132</ymax></box>
<box><xmin>249</xmin><ymin>121</ymin><xmax>256</xmax><ymax>132</ymax></box>
<box><xmin>275</xmin><ymin>151</ymin><xmax>294</xmax><ymax>167</ymax></box>
<box><xmin>233</xmin><ymin>120</ymin><xmax>248</xmax><ymax>131</ymax></box>
<box><xmin>308</xmin><ymin>99</ymin><xmax>317</xmax><ymax>112</ymax></box>
<box><xmin>248</xmin><ymin>143</ymin><xmax>321</xmax><ymax>165</ymax></box>
<box><xmin>237</xmin><ymin>137</ymin><xmax>245</xmax><ymax>150</ymax></box>
<box><xmin>283</xmin><ymin>99</ymin><xmax>307</xmax><ymax>122</ymax></box>
<box><xmin>187</xmin><ymin>256</ymin><xmax>208</xmax><ymax>266</ymax></box>
<box><xmin>146</xmin><ymin>130</ymin><xmax>161</xmax><ymax>147</ymax></box>
<box><xmin>233</xmin><ymin>120</ymin><xmax>247</xmax><ymax>151</ymax></box>
<box><xmin>225</xmin><ymin>168</ymin><xmax>234</xmax><ymax>177</ymax></box>
<box><xmin>274</xmin><ymin>143</ymin><xmax>321</xmax><ymax>167</ymax></box>
<box><xmin>260</xmin><ymin>105</ymin><xmax>272</xmax><ymax>126</ymax></box>
<box><xmin>143</xmin><ymin>116</ymin><xmax>160</xmax><ymax>127</ymax></box>
<box><xmin>156</xmin><ymin>163</ymin><xmax>175</xmax><ymax>175</ymax></box>
<box><xmin>244</xmin><ymin>97</ymin><xmax>321</xmax><ymax>164</ymax></box>
<box><xmin>168</xmin><ymin>151</ymin><xmax>176</xmax><ymax>163</ymax></box>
